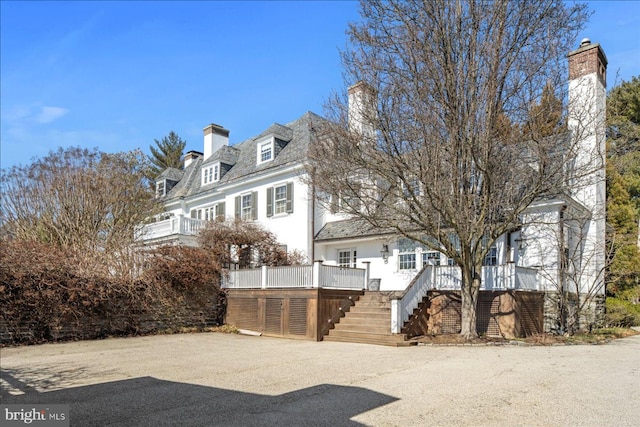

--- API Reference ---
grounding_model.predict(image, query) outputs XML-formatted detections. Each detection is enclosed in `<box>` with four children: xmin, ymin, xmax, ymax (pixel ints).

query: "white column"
<box><xmin>261</xmin><ymin>266</ymin><xmax>268</xmax><ymax>289</ymax></box>
<box><xmin>312</xmin><ymin>260</ymin><xmax>323</xmax><ymax>288</ymax></box>
<box><xmin>362</xmin><ymin>261</ymin><xmax>371</xmax><ymax>290</ymax></box>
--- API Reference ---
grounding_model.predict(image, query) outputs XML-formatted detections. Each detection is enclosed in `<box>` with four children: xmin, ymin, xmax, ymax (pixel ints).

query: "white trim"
<box><xmin>240</xmin><ymin>193</ymin><xmax>253</xmax><ymax>220</ymax></box>
<box><xmin>202</xmin><ymin>162</ymin><xmax>220</xmax><ymax>186</ymax></box>
<box><xmin>274</xmin><ymin>183</ymin><xmax>288</xmax><ymax>215</ymax></box>
<box><xmin>337</xmin><ymin>248</ymin><xmax>357</xmax><ymax>268</ymax></box>
<box><xmin>163</xmin><ymin>166</ymin><xmax>305</xmax><ymax>212</ymax></box>
<box><xmin>156</xmin><ymin>180</ymin><xmax>166</xmax><ymax>198</ymax></box>
<box><xmin>257</xmin><ymin>137</ymin><xmax>274</xmax><ymax>164</ymax></box>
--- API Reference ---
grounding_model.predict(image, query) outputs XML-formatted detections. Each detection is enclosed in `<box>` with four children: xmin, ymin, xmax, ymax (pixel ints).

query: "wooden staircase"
<box><xmin>400</xmin><ymin>295</ymin><xmax>431</xmax><ymax>338</ymax></box>
<box><xmin>323</xmin><ymin>291</ymin><xmax>413</xmax><ymax>346</ymax></box>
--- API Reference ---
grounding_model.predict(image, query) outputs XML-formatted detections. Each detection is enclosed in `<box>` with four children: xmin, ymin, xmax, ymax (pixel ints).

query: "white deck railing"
<box><xmin>513</xmin><ymin>266</ymin><xmax>538</xmax><ymax>290</ymax></box>
<box><xmin>136</xmin><ymin>215</ymin><xmax>206</xmax><ymax>241</ymax></box>
<box><xmin>391</xmin><ymin>264</ymin><xmax>539</xmax><ymax>333</ymax></box>
<box><xmin>318</xmin><ymin>265</ymin><xmax>366</xmax><ymax>289</ymax></box>
<box><xmin>224</xmin><ymin>269</ymin><xmax>262</xmax><ymax>289</ymax></box>
<box><xmin>432</xmin><ymin>264</ymin><xmax>539</xmax><ymax>291</ymax></box>
<box><xmin>223</xmin><ymin>262</ymin><xmax>366</xmax><ymax>290</ymax></box>
<box><xmin>267</xmin><ymin>265</ymin><xmax>313</xmax><ymax>288</ymax></box>
<box><xmin>391</xmin><ymin>265</ymin><xmax>434</xmax><ymax>334</ymax></box>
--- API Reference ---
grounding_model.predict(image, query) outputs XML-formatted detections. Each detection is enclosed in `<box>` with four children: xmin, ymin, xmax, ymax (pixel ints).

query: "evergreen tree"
<box><xmin>606</xmin><ymin>76</ymin><xmax>640</xmax><ymax>325</ymax></box>
<box><xmin>148</xmin><ymin>131</ymin><xmax>187</xmax><ymax>178</ymax></box>
<box><xmin>523</xmin><ymin>82</ymin><xmax>566</xmax><ymax>139</ymax></box>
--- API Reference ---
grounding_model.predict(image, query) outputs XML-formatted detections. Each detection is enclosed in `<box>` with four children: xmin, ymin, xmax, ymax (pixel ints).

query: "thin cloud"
<box><xmin>1</xmin><ymin>104</ymin><xmax>69</xmax><ymax>125</ymax></box>
<box><xmin>35</xmin><ymin>106</ymin><xmax>69</xmax><ymax>124</ymax></box>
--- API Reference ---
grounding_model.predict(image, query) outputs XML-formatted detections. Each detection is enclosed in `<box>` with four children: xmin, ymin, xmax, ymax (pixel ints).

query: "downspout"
<box><xmin>559</xmin><ymin>205</ymin><xmax>567</xmax><ymax>333</ymax></box>
<box><xmin>310</xmin><ymin>169</ymin><xmax>316</xmax><ymax>262</ymax></box>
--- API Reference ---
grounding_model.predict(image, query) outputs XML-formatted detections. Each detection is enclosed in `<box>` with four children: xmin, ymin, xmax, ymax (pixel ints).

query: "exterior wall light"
<box><xmin>380</xmin><ymin>244</ymin><xmax>389</xmax><ymax>264</ymax></box>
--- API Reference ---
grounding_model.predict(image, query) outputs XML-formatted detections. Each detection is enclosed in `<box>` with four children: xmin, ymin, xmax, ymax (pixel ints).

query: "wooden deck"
<box><xmin>406</xmin><ymin>290</ymin><xmax>545</xmax><ymax>338</ymax></box>
<box><xmin>225</xmin><ymin>288</ymin><xmax>364</xmax><ymax>341</ymax></box>
<box><xmin>226</xmin><ymin>288</ymin><xmax>545</xmax><ymax>344</ymax></box>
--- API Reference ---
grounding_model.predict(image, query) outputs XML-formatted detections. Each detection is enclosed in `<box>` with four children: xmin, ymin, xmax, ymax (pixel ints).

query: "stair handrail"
<box><xmin>321</xmin><ymin>296</ymin><xmax>356</xmax><ymax>338</ymax></box>
<box><xmin>390</xmin><ymin>264</ymin><xmax>434</xmax><ymax>333</ymax></box>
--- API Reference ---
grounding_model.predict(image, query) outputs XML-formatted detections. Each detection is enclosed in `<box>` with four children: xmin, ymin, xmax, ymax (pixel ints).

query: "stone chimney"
<box><xmin>348</xmin><ymin>81</ymin><xmax>377</xmax><ymax>141</ymax></box>
<box><xmin>203</xmin><ymin>124</ymin><xmax>230</xmax><ymax>160</ymax></box>
<box><xmin>183</xmin><ymin>150</ymin><xmax>202</xmax><ymax>168</ymax></box>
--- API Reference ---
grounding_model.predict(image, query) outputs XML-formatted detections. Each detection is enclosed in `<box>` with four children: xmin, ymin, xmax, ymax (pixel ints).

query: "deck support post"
<box><xmin>390</xmin><ymin>298</ymin><xmax>401</xmax><ymax>334</ymax></box>
<box><xmin>261</xmin><ymin>266</ymin><xmax>268</xmax><ymax>289</ymax></box>
<box><xmin>362</xmin><ymin>261</ymin><xmax>371</xmax><ymax>290</ymax></box>
<box><xmin>312</xmin><ymin>260</ymin><xmax>323</xmax><ymax>288</ymax></box>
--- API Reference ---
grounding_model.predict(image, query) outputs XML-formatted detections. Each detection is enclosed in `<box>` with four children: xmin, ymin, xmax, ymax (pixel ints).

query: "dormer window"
<box><xmin>202</xmin><ymin>163</ymin><xmax>220</xmax><ymax>185</ymax></box>
<box><xmin>258</xmin><ymin>139</ymin><xmax>274</xmax><ymax>164</ymax></box>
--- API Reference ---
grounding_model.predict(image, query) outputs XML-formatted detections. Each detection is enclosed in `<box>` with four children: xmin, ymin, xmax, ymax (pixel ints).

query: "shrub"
<box><xmin>605</xmin><ymin>297</ymin><xmax>640</xmax><ymax>327</ymax></box>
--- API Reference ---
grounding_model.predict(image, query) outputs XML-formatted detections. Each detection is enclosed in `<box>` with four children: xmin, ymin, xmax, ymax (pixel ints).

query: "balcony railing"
<box><xmin>223</xmin><ymin>262</ymin><xmax>367</xmax><ymax>290</ymax></box>
<box><xmin>432</xmin><ymin>264</ymin><xmax>538</xmax><ymax>291</ymax></box>
<box><xmin>136</xmin><ymin>215</ymin><xmax>206</xmax><ymax>241</ymax></box>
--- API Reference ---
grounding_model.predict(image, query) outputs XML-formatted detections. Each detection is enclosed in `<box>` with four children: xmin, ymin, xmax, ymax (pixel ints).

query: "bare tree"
<box><xmin>0</xmin><ymin>147</ymin><xmax>160</xmax><ymax>280</ymax></box>
<box><xmin>522</xmin><ymin>204</ymin><xmax>610</xmax><ymax>334</ymax></box>
<box><xmin>197</xmin><ymin>218</ymin><xmax>304</xmax><ymax>269</ymax></box>
<box><xmin>309</xmin><ymin>0</ymin><xmax>590</xmax><ymax>338</ymax></box>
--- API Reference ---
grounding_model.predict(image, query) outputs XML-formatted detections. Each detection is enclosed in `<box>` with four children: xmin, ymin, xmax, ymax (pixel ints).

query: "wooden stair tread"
<box><xmin>325</xmin><ymin>291</ymin><xmax>409</xmax><ymax>346</ymax></box>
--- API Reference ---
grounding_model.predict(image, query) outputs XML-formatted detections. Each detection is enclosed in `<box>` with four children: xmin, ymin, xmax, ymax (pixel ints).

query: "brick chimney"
<box><xmin>183</xmin><ymin>150</ymin><xmax>202</xmax><ymax>168</ymax></box>
<box><xmin>568</xmin><ymin>37</ymin><xmax>607</xmax><ymax>87</ymax></box>
<box><xmin>203</xmin><ymin>124</ymin><xmax>230</xmax><ymax>160</ymax></box>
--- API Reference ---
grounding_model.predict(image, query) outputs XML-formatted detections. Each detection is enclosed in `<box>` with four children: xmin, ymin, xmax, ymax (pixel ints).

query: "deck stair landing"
<box><xmin>324</xmin><ymin>291</ymin><xmax>412</xmax><ymax>346</ymax></box>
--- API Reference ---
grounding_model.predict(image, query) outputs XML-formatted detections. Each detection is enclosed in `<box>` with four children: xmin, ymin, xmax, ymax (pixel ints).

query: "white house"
<box><xmin>140</xmin><ymin>39</ymin><xmax>607</xmax><ymax>337</ymax></box>
<box><xmin>142</xmin><ymin>113</ymin><xmax>324</xmax><ymax>257</ymax></box>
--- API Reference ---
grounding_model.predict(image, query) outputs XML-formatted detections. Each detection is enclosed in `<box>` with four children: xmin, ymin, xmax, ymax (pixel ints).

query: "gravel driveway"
<box><xmin>1</xmin><ymin>332</ymin><xmax>639</xmax><ymax>426</ymax></box>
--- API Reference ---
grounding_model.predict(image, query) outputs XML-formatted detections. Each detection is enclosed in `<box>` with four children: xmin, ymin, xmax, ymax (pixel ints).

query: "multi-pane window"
<box><xmin>156</xmin><ymin>181</ymin><xmax>165</xmax><ymax>198</ymax></box>
<box><xmin>398</xmin><ymin>238</ymin><xmax>419</xmax><ymax>270</ymax></box>
<box><xmin>203</xmin><ymin>205</ymin><xmax>216</xmax><ymax>221</ymax></box>
<box><xmin>334</xmin><ymin>186</ymin><xmax>361</xmax><ymax>212</ymax></box>
<box><xmin>267</xmin><ymin>183</ymin><xmax>293</xmax><ymax>217</ymax></box>
<box><xmin>423</xmin><ymin>251</ymin><xmax>441</xmax><ymax>266</ymax></box>
<box><xmin>274</xmin><ymin>185</ymin><xmax>287</xmax><ymax>214</ymax></box>
<box><xmin>191</xmin><ymin>202</ymin><xmax>225</xmax><ymax>221</ymax></box>
<box><xmin>259</xmin><ymin>141</ymin><xmax>273</xmax><ymax>163</ymax></box>
<box><xmin>235</xmin><ymin>192</ymin><xmax>257</xmax><ymax>221</ymax></box>
<box><xmin>202</xmin><ymin>164</ymin><xmax>220</xmax><ymax>185</ymax></box>
<box><xmin>402</xmin><ymin>177</ymin><xmax>421</xmax><ymax>197</ymax></box>
<box><xmin>241</xmin><ymin>194</ymin><xmax>252</xmax><ymax>220</ymax></box>
<box><xmin>398</xmin><ymin>237</ymin><xmax>445</xmax><ymax>270</ymax></box>
<box><xmin>399</xmin><ymin>253</ymin><xmax>416</xmax><ymax>270</ymax></box>
<box><xmin>483</xmin><ymin>246</ymin><xmax>498</xmax><ymax>266</ymax></box>
<box><xmin>338</xmin><ymin>249</ymin><xmax>357</xmax><ymax>268</ymax></box>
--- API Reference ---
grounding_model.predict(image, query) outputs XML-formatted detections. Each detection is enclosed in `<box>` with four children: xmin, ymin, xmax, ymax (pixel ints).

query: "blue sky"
<box><xmin>1</xmin><ymin>1</ymin><xmax>639</xmax><ymax>170</ymax></box>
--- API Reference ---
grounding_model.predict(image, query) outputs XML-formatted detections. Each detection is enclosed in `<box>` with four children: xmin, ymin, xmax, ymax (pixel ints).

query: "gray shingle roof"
<box><xmin>157</xmin><ymin>167</ymin><xmax>184</xmax><ymax>181</ymax></box>
<box><xmin>315</xmin><ymin>218</ymin><xmax>397</xmax><ymax>241</ymax></box>
<box><xmin>202</xmin><ymin>145</ymin><xmax>240</xmax><ymax>166</ymax></box>
<box><xmin>160</xmin><ymin>111</ymin><xmax>327</xmax><ymax>202</ymax></box>
<box><xmin>253</xmin><ymin>123</ymin><xmax>294</xmax><ymax>142</ymax></box>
